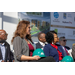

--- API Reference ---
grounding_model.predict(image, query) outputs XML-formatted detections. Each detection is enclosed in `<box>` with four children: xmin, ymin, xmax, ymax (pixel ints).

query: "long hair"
<box><xmin>11</xmin><ymin>20</ymin><xmax>30</xmax><ymax>43</ymax></box>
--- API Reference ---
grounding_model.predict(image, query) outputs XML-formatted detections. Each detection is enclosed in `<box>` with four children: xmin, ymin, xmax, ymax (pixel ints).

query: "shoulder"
<box><xmin>13</xmin><ymin>36</ymin><xmax>23</xmax><ymax>42</ymax></box>
<box><xmin>65</xmin><ymin>46</ymin><xmax>70</xmax><ymax>50</ymax></box>
<box><xmin>56</xmin><ymin>44</ymin><xmax>61</xmax><ymax>46</ymax></box>
<box><xmin>36</xmin><ymin>42</ymin><xmax>40</xmax><ymax>45</ymax></box>
<box><xmin>14</xmin><ymin>36</ymin><xmax>22</xmax><ymax>40</ymax></box>
<box><xmin>72</xmin><ymin>43</ymin><xmax>75</xmax><ymax>50</ymax></box>
<box><xmin>56</xmin><ymin>44</ymin><xmax>62</xmax><ymax>48</ymax></box>
<box><xmin>13</xmin><ymin>36</ymin><xmax>24</xmax><ymax>45</ymax></box>
<box><xmin>36</xmin><ymin>42</ymin><xmax>43</xmax><ymax>49</ymax></box>
<box><xmin>44</xmin><ymin>44</ymin><xmax>51</xmax><ymax>48</ymax></box>
<box><xmin>46</xmin><ymin>44</ymin><xmax>51</xmax><ymax>46</ymax></box>
<box><xmin>5</xmin><ymin>41</ymin><xmax>10</xmax><ymax>46</ymax></box>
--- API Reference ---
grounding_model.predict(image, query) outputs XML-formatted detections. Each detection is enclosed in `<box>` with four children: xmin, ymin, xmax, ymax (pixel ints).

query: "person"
<box><xmin>11</xmin><ymin>20</ymin><xmax>55</xmax><ymax>62</ymax></box>
<box><xmin>0</xmin><ymin>30</ymin><xmax>14</xmax><ymax>62</ymax></box>
<box><xmin>59</xmin><ymin>36</ymin><xmax>70</xmax><ymax>56</ymax></box>
<box><xmin>36</xmin><ymin>32</ymin><xmax>47</xmax><ymax>50</ymax></box>
<box><xmin>59</xmin><ymin>36</ymin><xmax>70</xmax><ymax>50</ymax></box>
<box><xmin>71</xmin><ymin>43</ymin><xmax>75</xmax><ymax>61</ymax></box>
<box><xmin>43</xmin><ymin>31</ymin><xmax>65</xmax><ymax>62</ymax></box>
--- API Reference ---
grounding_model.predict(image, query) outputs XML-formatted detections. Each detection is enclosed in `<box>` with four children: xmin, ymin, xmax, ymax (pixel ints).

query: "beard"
<box><xmin>0</xmin><ymin>40</ymin><xmax>6</xmax><ymax>43</ymax></box>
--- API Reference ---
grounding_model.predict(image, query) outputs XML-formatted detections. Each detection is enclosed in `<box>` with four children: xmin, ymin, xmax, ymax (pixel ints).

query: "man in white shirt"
<box><xmin>59</xmin><ymin>36</ymin><xmax>70</xmax><ymax>56</ymax></box>
<box><xmin>36</xmin><ymin>32</ymin><xmax>47</xmax><ymax>50</ymax></box>
<box><xmin>0</xmin><ymin>30</ymin><xmax>14</xmax><ymax>62</ymax></box>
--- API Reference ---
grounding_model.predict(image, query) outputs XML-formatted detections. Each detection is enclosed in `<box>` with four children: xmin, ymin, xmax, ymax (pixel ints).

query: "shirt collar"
<box><xmin>0</xmin><ymin>43</ymin><xmax>5</xmax><ymax>46</ymax></box>
<box><xmin>39</xmin><ymin>41</ymin><xmax>45</xmax><ymax>47</ymax></box>
<box><xmin>50</xmin><ymin>43</ymin><xmax>58</xmax><ymax>49</ymax></box>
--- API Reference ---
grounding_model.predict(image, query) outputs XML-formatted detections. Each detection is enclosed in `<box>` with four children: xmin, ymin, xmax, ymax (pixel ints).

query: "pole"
<box><xmin>1</xmin><ymin>12</ymin><xmax>3</xmax><ymax>29</ymax></box>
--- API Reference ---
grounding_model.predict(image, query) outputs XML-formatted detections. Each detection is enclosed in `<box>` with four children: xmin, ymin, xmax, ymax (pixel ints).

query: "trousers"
<box><xmin>29</xmin><ymin>56</ymin><xmax>56</xmax><ymax>62</ymax></box>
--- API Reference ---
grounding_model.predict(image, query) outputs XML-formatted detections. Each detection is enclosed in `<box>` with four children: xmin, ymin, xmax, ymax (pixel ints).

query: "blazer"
<box><xmin>13</xmin><ymin>36</ymin><xmax>36</xmax><ymax>62</ymax></box>
<box><xmin>72</xmin><ymin>44</ymin><xmax>75</xmax><ymax>61</ymax></box>
<box><xmin>0</xmin><ymin>41</ymin><xmax>14</xmax><ymax>62</ymax></box>
<box><xmin>65</xmin><ymin>46</ymin><xmax>70</xmax><ymax>50</ymax></box>
<box><xmin>43</xmin><ymin>44</ymin><xmax>65</xmax><ymax>62</ymax></box>
<box><xmin>36</xmin><ymin>42</ymin><xmax>43</xmax><ymax>49</ymax></box>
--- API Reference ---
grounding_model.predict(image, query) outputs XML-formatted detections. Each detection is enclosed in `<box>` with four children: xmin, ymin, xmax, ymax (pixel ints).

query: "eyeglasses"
<box><xmin>5</xmin><ymin>33</ymin><xmax>8</xmax><ymax>35</ymax></box>
<box><xmin>62</xmin><ymin>40</ymin><xmax>67</xmax><ymax>42</ymax></box>
<box><xmin>54</xmin><ymin>36</ymin><xmax>58</xmax><ymax>38</ymax></box>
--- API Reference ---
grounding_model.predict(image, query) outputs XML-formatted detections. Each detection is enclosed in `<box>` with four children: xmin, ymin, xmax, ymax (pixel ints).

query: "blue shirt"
<box><xmin>0</xmin><ymin>43</ymin><xmax>6</xmax><ymax>61</ymax></box>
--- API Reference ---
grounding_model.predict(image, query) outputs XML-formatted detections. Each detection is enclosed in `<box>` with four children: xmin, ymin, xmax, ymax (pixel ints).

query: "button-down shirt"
<box><xmin>39</xmin><ymin>41</ymin><xmax>48</xmax><ymax>50</ymax></box>
<box><xmin>0</xmin><ymin>43</ymin><xmax>6</xmax><ymax>61</ymax></box>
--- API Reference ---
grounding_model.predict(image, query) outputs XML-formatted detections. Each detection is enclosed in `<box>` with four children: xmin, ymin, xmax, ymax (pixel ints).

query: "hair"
<box><xmin>46</xmin><ymin>30</ymin><xmax>57</xmax><ymax>43</ymax></box>
<box><xmin>59</xmin><ymin>36</ymin><xmax>65</xmax><ymax>42</ymax></box>
<box><xmin>11</xmin><ymin>20</ymin><xmax>30</xmax><ymax>43</ymax></box>
<box><xmin>38</xmin><ymin>32</ymin><xmax>45</xmax><ymax>39</ymax></box>
<box><xmin>50</xmin><ymin>30</ymin><xmax>57</xmax><ymax>34</ymax></box>
<box><xmin>26</xmin><ymin>34</ymin><xmax>33</xmax><ymax>43</ymax></box>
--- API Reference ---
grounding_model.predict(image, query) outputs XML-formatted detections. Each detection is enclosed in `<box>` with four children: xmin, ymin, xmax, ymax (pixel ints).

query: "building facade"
<box><xmin>0</xmin><ymin>12</ymin><xmax>18</xmax><ymax>50</ymax></box>
<box><xmin>0</xmin><ymin>12</ymin><xmax>75</xmax><ymax>49</ymax></box>
<box><xmin>18</xmin><ymin>12</ymin><xmax>50</xmax><ymax>36</ymax></box>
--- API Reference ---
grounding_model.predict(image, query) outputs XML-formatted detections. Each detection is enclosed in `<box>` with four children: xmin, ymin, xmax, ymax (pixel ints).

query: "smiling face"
<box><xmin>39</xmin><ymin>33</ymin><xmax>46</xmax><ymax>43</ymax></box>
<box><xmin>0</xmin><ymin>30</ymin><xmax>8</xmax><ymax>41</ymax></box>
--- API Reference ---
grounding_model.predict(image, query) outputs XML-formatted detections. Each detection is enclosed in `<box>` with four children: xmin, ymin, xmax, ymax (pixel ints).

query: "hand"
<box><xmin>1</xmin><ymin>60</ymin><xmax>4</xmax><ymax>62</ymax></box>
<box><xmin>33</xmin><ymin>56</ymin><xmax>41</xmax><ymax>60</ymax></box>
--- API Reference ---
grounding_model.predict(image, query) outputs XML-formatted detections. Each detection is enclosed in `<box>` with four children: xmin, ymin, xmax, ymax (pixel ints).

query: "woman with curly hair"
<box><xmin>11</xmin><ymin>20</ymin><xmax>40</xmax><ymax>62</ymax></box>
<box><xmin>43</xmin><ymin>31</ymin><xmax>65</xmax><ymax>62</ymax></box>
<box><xmin>11</xmin><ymin>20</ymin><xmax>55</xmax><ymax>62</ymax></box>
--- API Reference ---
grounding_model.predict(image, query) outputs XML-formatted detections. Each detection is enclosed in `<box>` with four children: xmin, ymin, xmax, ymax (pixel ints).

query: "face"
<box><xmin>53</xmin><ymin>33</ymin><xmax>58</xmax><ymax>44</ymax></box>
<box><xmin>57</xmin><ymin>37</ymin><xmax>59</xmax><ymax>42</ymax></box>
<box><xmin>0</xmin><ymin>30</ymin><xmax>8</xmax><ymax>40</ymax></box>
<box><xmin>61</xmin><ymin>38</ymin><xmax>67</xmax><ymax>46</ymax></box>
<box><xmin>26</xmin><ymin>24</ymin><xmax>31</xmax><ymax>35</ymax></box>
<box><xmin>39</xmin><ymin>34</ymin><xmax>46</xmax><ymax>43</ymax></box>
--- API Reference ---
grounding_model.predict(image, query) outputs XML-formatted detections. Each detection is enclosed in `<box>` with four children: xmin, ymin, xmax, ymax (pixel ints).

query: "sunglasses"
<box><xmin>63</xmin><ymin>40</ymin><xmax>67</xmax><ymax>42</ymax></box>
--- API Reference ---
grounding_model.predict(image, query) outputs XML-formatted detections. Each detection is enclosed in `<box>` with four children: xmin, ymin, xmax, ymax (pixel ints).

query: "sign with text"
<box><xmin>51</xmin><ymin>12</ymin><xmax>75</xmax><ymax>40</ymax></box>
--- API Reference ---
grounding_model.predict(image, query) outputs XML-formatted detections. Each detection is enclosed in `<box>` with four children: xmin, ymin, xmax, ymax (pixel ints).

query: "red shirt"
<box><xmin>28</xmin><ymin>43</ymin><xmax>34</xmax><ymax>56</ymax></box>
<box><xmin>50</xmin><ymin>44</ymin><xmax>63</xmax><ymax>61</ymax></box>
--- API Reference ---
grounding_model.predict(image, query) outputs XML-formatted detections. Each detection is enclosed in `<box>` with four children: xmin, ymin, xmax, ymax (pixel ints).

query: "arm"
<box><xmin>21</xmin><ymin>55</ymin><xmax>40</xmax><ymax>61</ymax></box>
<box><xmin>13</xmin><ymin>36</ymin><xmax>40</xmax><ymax>61</ymax></box>
<box><xmin>13</xmin><ymin>36</ymin><xmax>22</xmax><ymax>61</ymax></box>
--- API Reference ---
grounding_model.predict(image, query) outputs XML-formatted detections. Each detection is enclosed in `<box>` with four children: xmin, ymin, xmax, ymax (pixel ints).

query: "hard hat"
<box><xmin>33</xmin><ymin>48</ymin><xmax>46</xmax><ymax>57</ymax></box>
<box><xmin>61</xmin><ymin>56</ymin><xmax>74</xmax><ymax>62</ymax></box>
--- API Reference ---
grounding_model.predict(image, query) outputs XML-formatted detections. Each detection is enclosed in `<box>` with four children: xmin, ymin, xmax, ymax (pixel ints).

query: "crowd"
<box><xmin>0</xmin><ymin>20</ymin><xmax>75</xmax><ymax>62</ymax></box>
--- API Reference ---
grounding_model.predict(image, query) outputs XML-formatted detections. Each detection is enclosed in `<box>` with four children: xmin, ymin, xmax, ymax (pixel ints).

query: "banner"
<box><xmin>18</xmin><ymin>12</ymin><xmax>50</xmax><ymax>36</ymax></box>
<box><xmin>26</xmin><ymin>12</ymin><xmax>43</xmax><ymax>17</ymax></box>
<box><xmin>51</xmin><ymin>12</ymin><xmax>75</xmax><ymax>39</ymax></box>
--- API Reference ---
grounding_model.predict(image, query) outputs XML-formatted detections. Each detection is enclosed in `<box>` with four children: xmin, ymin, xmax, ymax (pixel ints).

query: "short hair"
<box><xmin>46</xmin><ymin>30</ymin><xmax>57</xmax><ymax>43</ymax></box>
<box><xmin>38</xmin><ymin>32</ymin><xmax>45</xmax><ymax>39</ymax></box>
<box><xmin>59</xmin><ymin>36</ymin><xmax>65</xmax><ymax>42</ymax></box>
